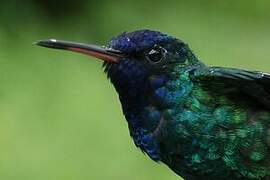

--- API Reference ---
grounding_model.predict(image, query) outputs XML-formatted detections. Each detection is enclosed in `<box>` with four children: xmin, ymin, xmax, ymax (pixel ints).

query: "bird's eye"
<box><xmin>146</xmin><ymin>45</ymin><xmax>167</xmax><ymax>63</ymax></box>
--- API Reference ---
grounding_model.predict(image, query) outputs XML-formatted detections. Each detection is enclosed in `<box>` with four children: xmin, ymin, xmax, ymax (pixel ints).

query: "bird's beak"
<box><xmin>35</xmin><ymin>39</ymin><xmax>123</xmax><ymax>63</ymax></box>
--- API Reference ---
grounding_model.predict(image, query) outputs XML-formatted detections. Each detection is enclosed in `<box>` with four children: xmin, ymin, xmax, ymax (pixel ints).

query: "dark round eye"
<box><xmin>146</xmin><ymin>46</ymin><xmax>167</xmax><ymax>63</ymax></box>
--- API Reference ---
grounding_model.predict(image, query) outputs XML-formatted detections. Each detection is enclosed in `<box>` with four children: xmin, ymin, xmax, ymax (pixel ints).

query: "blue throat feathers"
<box><xmin>104</xmin><ymin>59</ymin><xmax>171</xmax><ymax>161</ymax></box>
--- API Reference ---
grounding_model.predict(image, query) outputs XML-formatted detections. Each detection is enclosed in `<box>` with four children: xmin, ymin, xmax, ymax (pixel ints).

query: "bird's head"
<box><xmin>36</xmin><ymin>30</ymin><xmax>199</xmax><ymax>113</ymax></box>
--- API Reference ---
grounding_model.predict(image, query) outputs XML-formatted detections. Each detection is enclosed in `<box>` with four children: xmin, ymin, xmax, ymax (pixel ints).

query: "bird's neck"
<box><xmin>118</xmin><ymin>67</ymin><xmax>198</xmax><ymax>161</ymax></box>
<box><xmin>106</xmin><ymin>60</ymin><xmax>205</xmax><ymax>160</ymax></box>
<box><xmin>120</xmin><ymin>64</ymin><xmax>202</xmax><ymax>128</ymax></box>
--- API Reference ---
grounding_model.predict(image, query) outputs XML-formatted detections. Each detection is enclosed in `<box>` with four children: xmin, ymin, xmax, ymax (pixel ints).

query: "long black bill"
<box><xmin>35</xmin><ymin>39</ymin><xmax>123</xmax><ymax>63</ymax></box>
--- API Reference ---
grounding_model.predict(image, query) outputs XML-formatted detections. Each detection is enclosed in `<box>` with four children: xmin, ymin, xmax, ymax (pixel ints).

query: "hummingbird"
<box><xmin>36</xmin><ymin>30</ymin><xmax>270</xmax><ymax>180</ymax></box>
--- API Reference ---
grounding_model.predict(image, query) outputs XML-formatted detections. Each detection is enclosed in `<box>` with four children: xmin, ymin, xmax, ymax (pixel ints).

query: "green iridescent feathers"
<box><xmin>157</xmin><ymin>66</ymin><xmax>270</xmax><ymax>179</ymax></box>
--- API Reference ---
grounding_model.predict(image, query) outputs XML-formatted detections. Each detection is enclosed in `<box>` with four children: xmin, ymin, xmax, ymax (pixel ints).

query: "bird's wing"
<box><xmin>161</xmin><ymin>67</ymin><xmax>270</xmax><ymax>178</ymax></box>
<box><xmin>189</xmin><ymin>67</ymin><xmax>270</xmax><ymax>178</ymax></box>
<box><xmin>193</xmin><ymin>66</ymin><xmax>270</xmax><ymax>109</ymax></box>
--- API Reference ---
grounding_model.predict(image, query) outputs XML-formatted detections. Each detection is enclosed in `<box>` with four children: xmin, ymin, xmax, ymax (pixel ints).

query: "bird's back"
<box><xmin>156</xmin><ymin>66</ymin><xmax>270</xmax><ymax>179</ymax></box>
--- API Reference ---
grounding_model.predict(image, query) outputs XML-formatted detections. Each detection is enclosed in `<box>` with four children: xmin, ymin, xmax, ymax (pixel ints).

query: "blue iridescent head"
<box><xmin>102</xmin><ymin>30</ymin><xmax>197</xmax><ymax>94</ymax></box>
<box><xmin>36</xmin><ymin>29</ymin><xmax>198</xmax><ymax>112</ymax></box>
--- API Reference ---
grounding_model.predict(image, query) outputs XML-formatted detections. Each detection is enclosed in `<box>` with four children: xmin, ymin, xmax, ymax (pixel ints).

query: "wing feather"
<box><xmin>193</xmin><ymin>67</ymin><xmax>270</xmax><ymax>109</ymax></box>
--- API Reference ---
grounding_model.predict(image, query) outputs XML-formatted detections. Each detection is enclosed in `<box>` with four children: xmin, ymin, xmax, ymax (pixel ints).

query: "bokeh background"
<box><xmin>0</xmin><ymin>0</ymin><xmax>270</xmax><ymax>179</ymax></box>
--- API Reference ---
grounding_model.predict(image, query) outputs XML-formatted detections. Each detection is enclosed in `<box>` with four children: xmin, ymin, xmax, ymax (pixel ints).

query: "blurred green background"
<box><xmin>0</xmin><ymin>0</ymin><xmax>269</xmax><ymax>179</ymax></box>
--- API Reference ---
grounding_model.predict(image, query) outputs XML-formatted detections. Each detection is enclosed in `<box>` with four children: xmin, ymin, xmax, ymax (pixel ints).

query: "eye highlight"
<box><xmin>145</xmin><ymin>45</ymin><xmax>167</xmax><ymax>64</ymax></box>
